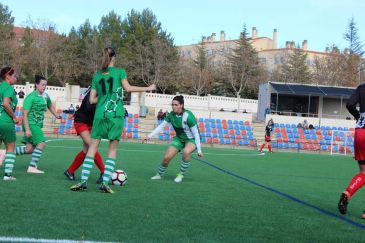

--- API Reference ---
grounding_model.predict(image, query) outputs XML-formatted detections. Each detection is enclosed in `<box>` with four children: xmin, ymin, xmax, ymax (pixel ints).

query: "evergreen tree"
<box><xmin>343</xmin><ymin>18</ymin><xmax>364</xmax><ymax>86</ymax></box>
<box><xmin>0</xmin><ymin>3</ymin><xmax>14</xmax><ymax>66</ymax></box>
<box><xmin>226</xmin><ymin>25</ymin><xmax>262</xmax><ymax>98</ymax></box>
<box><xmin>280</xmin><ymin>45</ymin><xmax>313</xmax><ymax>84</ymax></box>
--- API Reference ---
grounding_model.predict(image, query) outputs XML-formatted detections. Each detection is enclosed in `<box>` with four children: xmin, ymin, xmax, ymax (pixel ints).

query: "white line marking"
<box><xmin>45</xmin><ymin>145</ymin><xmax>265</xmax><ymax>157</ymax></box>
<box><xmin>0</xmin><ymin>236</ymin><xmax>119</xmax><ymax>243</ymax></box>
<box><xmin>45</xmin><ymin>139</ymin><xmax>65</xmax><ymax>143</ymax></box>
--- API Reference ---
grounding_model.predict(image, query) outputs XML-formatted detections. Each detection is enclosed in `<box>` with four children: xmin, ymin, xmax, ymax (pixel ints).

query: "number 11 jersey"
<box><xmin>91</xmin><ymin>67</ymin><xmax>127</xmax><ymax>119</ymax></box>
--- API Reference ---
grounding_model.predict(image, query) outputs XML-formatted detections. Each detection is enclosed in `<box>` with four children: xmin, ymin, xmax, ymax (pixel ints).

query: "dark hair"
<box><xmin>0</xmin><ymin>67</ymin><xmax>14</xmax><ymax>80</ymax></box>
<box><xmin>172</xmin><ymin>95</ymin><xmax>184</xmax><ymax>108</ymax></box>
<box><xmin>101</xmin><ymin>47</ymin><xmax>116</xmax><ymax>71</ymax></box>
<box><xmin>34</xmin><ymin>75</ymin><xmax>47</xmax><ymax>89</ymax></box>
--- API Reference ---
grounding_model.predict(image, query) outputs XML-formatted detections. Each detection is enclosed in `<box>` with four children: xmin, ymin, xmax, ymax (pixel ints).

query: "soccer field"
<box><xmin>1</xmin><ymin>138</ymin><xmax>365</xmax><ymax>242</ymax></box>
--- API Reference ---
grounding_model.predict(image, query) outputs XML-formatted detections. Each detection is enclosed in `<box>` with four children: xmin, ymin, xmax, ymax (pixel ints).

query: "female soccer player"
<box><xmin>259</xmin><ymin>118</ymin><xmax>274</xmax><ymax>153</ymax></box>
<box><xmin>0</xmin><ymin>67</ymin><xmax>18</xmax><ymax>180</ymax></box>
<box><xmin>70</xmin><ymin>47</ymin><xmax>155</xmax><ymax>193</ymax></box>
<box><xmin>144</xmin><ymin>95</ymin><xmax>203</xmax><ymax>183</ymax></box>
<box><xmin>64</xmin><ymin>87</ymin><xmax>105</xmax><ymax>182</ymax></box>
<box><xmin>338</xmin><ymin>83</ymin><xmax>365</xmax><ymax>217</ymax></box>
<box><xmin>15</xmin><ymin>75</ymin><xmax>61</xmax><ymax>173</ymax></box>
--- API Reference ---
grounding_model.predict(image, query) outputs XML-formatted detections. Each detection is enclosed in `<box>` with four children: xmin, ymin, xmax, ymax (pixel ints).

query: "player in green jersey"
<box><xmin>15</xmin><ymin>75</ymin><xmax>61</xmax><ymax>173</ymax></box>
<box><xmin>144</xmin><ymin>95</ymin><xmax>203</xmax><ymax>183</ymax></box>
<box><xmin>71</xmin><ymin>47</ymin><xmax>155</xmax><ymax>193</ymax></box>
<box><xmin>0</xmin><ymin>67</ymin><xmax>19</xmax><ymax>180</ymax></box>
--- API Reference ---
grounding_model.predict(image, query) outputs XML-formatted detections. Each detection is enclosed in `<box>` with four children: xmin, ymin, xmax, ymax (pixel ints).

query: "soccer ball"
<box><xmin>111</xmin><ymin>170</ymin><xmax>128</xmax><ymax>186</ymax></box>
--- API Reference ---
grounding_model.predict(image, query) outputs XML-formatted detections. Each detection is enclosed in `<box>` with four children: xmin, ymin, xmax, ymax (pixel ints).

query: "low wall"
<box><xmin>134</xmin><ymin>92</ymin><xmax>258</xmax><ymax>113</ymax></box>
<box><xmin>265</xmin><ymin>114</ymin><xmax>356</xmax><ymax>128</ymax></box>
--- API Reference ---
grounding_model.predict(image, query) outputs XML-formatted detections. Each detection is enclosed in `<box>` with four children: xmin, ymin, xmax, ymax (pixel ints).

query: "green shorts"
<box><xmin>22</xmin><ymin>125</ymin><xmax>45</xmax><ymax>145</ymax></box>
<box><xmin>169</xmin><ymin>137</ymin><xmax>196</xmax><ymax>151</ymax></box>
<box><xmin>91</xmin><ymin>117</ymin><xmax>124</xmax><ymax>141</ymax></box>
<box><xmin>0</xmin><ymin>122</ymin><xmax>16</xmax><ymax>144</ymax></box>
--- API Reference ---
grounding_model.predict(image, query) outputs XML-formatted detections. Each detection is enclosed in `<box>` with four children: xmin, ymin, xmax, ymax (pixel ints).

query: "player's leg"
<box><xmin>338</xmin><ymin>163</ymin><xmax>365</xmax><ymax>214</ymax></box>
<box><xmin>268</xmin><ymin>141</ymin><xmax>273</xmax><ymax>153</ymax></box>
<box><xmin>1</xmin><ymin>124</ymin><xmax>16</xmax><ymax>180</ymax></box>
<box><xmin>3</xmin><ymin>141</ymin><xmax>16</xmax><ymax>180</ymax></box>
<box><xmin>259</xmin><ymin>141</ymin><xmax>266</xmax><ymax>152</ymax></box>
<box><xmin>65</xmin><ymin>129</ymin><xmax>90</xmax><ymax>180</ymax></box>
<box><xmin>338</xmin><ymin>129</ymin><xmax>365</xmax><ymax>214</ymax></box>
<box><xmin>27</xmin><ymin>142</ymin><xmax>45</xmax><ymax>173</ymax></box>
<box><xmin>175</xmin><ymin>141</ymin><xmax>196</xmax><ymax>183</ymax></box>
<box><xmin>99</xmin><ymin>140</ymin><xmax>119</xmax><ymax>193</ymax></box>
<box><xmin>70</xmin><ymin>138</ymin><xmax>100</xmax><ymax>191</ymax></box>
<box><xmin>151</xmin><ymin>145</ymin><xmax>179</xmax><ymax>180</ymax></box>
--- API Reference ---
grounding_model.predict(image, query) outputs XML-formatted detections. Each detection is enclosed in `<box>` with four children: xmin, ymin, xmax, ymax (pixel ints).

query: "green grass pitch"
<box><xmin>1</xmin><ymin>138</ymin><xmax>365</xmax><ymax>242</ymax></box>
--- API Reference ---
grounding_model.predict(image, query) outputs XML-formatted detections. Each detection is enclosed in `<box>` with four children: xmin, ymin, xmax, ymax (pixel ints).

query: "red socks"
<box><xmin>259</xmin><ymin>144</ymin><xmax>265</xmax><ymax>152</ymax></box>
<box><xmin>94</xmin><ymin>152</ymin><xmax>105</xmax><ymax>173</ymax></box>
<box><xmin>345</xmin><ymin>172</ymin><xmax>365</xmax><ymax>197</ymax></box>
<box><xmin>68</xmin><ymin>151</ymin><xmax>105</xmax><ymax>173</ymax></box>
<box><xmin>68</xmin><ymin>151</ymin><xmax>86</xmax><ymax>173</ymax></box>
<box><xmin>268</xmin><ymin>145</ymin><xmax>272</xmax><ymax>152</ymax></box>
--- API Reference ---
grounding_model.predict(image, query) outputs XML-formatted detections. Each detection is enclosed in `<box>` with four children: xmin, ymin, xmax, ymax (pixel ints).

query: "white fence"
<box><xmin>14</xmin><ymin>82</ymin><xmax>80</xmax><ymax>109</ymax></box>
<box><xmin>132</xmin><ymin>92</ymin><xmax>258</xmax><ymax>113</ymax></box>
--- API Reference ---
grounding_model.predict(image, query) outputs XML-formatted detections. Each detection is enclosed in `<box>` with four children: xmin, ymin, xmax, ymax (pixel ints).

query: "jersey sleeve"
<box><xmin>23</xmin><ymin>94</ymin><xmax>33</xmax><ymax>111</ymax></box>
<box><xmin>91</xmin><ymin>74</ymin><xmax>98</xmax><ymax>91</ymax></box>
<box><xmin>164</xmin><ymin>113</ymin><xmax>171</xmax><ymax>123</ymax></box>
<box><xmin>120</xmin><ymin>69</ymin><xmax>127</xmax><ymax>80</ymax></box>
<box><xmin>45</xmin><ymin>93</ymin><xmax>52</xmax><ymax>108</ymax></box>
<box><xmin>187</xmin><ymin>113</ymin><xmax>197</xmax><ymax>128</ymax></box>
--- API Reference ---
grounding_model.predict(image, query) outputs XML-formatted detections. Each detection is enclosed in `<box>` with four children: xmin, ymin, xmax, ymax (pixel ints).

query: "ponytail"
<box><xmin>101</xmin><ymin>47</ymin><xmax>116</xmax><ymax>71</ymax></box>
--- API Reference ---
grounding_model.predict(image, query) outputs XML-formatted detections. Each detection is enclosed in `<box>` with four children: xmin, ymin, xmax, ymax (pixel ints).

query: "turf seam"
<box><xmin>192</xmin><ymin>156</ymin><xmax>365</xmax><ymax>231</ymax></box>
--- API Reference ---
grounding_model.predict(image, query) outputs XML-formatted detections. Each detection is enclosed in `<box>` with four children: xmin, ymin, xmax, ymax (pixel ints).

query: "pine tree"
<box><xmin>226</xmin><ymin>25</ymin><xmax>261</xmax><ymax>98</ymax></box>
<box><xmin>280</xmin><ymin>45</ymin><xmax>313</xmax><ymax>84</ymax></box>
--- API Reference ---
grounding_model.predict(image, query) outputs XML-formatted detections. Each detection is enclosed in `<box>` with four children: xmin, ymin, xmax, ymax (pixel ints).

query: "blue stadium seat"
<box><xmin>198</xmin><ymin>118</ymin><xmax>203</xmax><ymax>122</ymax></box>
<box><xmin>243</xmin><ymin>140</ymin><xmax>249</xmax><ymax>145</ymax></box>
<box><xmin>228</xmin><ymin>120</ymin><xmax>233</xmax><ymax>124</ymax></box>
<box><xmin>228</xmin><ymin>124</ymin><xmax>233</xmax><ymax>129</ymax></box>
<box><xmin>233</xmin><ymin>120</ymin><xmax>238</xmax><ymax>125</ymax></box>
<box><xmin>239</xmin><ymin>121</ymin><xmax>244</xmax><ymax>125</ymax></box>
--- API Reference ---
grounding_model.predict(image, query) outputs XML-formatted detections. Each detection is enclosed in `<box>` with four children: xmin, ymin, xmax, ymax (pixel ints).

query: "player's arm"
<box><xmin>191</xmin><ymin>125</ymin><xmax>203</xmax><ymax>157</ymax></box>
<box><xmin>346</xmin><ymin>86</ymin><xmax>360</xmax><ymax>120</ymax></box>
<box><xmin>122</xmin><ymin>79</ymin><xmax>156</xmax><ymax>93</ymax></box>
<box><xmin>89</xmin><ymin>89</ymin><xmax>98</xmax><ymax>104</ymax></box>
<box><xmin>2</xmin><ymin>97</ymin><xmax>18</xmax><ymax>124</ymax></box>
<box><xmin>48</xmin><ymin>104</ymin><xmax>61</xmax><ymax>119</ymax></box>
<box><xmin>46</xmin><ymin>96</ymin><xmax>61</xmax><ymax>119</ymax></box>
<box><xmin>144</xmin><ymin>120</ymin><xmax>169</xmax><ymax>142</ymax></box>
